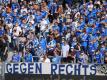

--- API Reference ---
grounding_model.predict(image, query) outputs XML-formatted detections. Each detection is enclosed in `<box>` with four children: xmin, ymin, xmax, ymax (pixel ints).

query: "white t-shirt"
<box><xmin>62</xmin><ymin>44</ymin><xmax>70</xmax><ymax>57</ymax></box>
<box><xmin>6</xmin><ymin>23</ymin><xmax>13</xmax><ymax>33</ymax></box>
<box><xmin>16</xmin><ymin>27</ymin><xmax>22</xmax><ymax>34</ymax></box>
<box><xmin>44</xmin><ymin>58</ymin><xmax>50</xmax><ymax>63</ymax></box>
<box><xmin>13</xmin><ymin>26</ymin><xmax>22</xmax><ymax>37</ymax></box>
<box><xmin>40</xmin><ymin>19</ymin><xmax>48</xmax><ymax>31</ymax></box>
<box><xmin>21</xmin><ymin>8</ymin><xmax>27</xmax><ymax>14</ymax></box>
<box><xmin>28</xmin><ymin>15</ymin><xmax>35</xmax><ymax>22</ymax></box>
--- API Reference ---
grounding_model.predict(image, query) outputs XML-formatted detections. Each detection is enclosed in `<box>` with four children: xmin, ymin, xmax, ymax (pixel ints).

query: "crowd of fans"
<box><xmin>0</xmin><ymin>0</ymin><xmax>107</xmax><ymax>64</ymax></box>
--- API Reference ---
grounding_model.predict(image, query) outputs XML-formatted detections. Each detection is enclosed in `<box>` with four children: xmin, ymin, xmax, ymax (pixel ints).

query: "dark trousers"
<box><xmin>0</xmin><ymin>51</ymin><xmax>7</xmax><ymax>61</ymax></box>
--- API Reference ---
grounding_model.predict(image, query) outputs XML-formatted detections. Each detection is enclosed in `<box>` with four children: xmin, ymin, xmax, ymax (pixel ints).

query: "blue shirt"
<box><xmin>65</xmin><ymin>0</ymin><xmax>73</xmax><ymax>4</ymax></box>
<box><xmin>71</xmin><ymin>41</ymin><xmax>77</xmax><ymax>47</ymax></box>
<box><xmin>13</xmin><ymin>18</ymin><xmax>21</xmax><ymax>25</ymax></box>
<box><xmin>41</xmin><ymin>11</ymin><xmax>47</xmax><ymax>18</ymax></box>
<box><xmin>86</xmin><ymin>27</ymin><xmax>92</xmax><ymax>34</ymax></box>
<box><xmin>48</xmin><ymin>39</ymin><xmax>56</xmax><ymax>50</ymax></box>
<box><xmin>88</xmin><ymin>43</ymin><xmax>95</xmax><ymax>54</ymax></box>
<box><xmin>81</xmin><ymin>33</ymin><xmax>88</xmax><ymax>47</ymax></box>
<box><xmin>12</xmin><ymin>54</ymin><xmax>20</xmax><ymax>62</ymax></box>
<box><xmin>62</xmin><ymin>26</ymin><xmax>67</xmax><ymax>33</ymax></box>
<box><xmin>52</xmin><ymin>25</ymin><xmax>60</xmax><ymax>31</ymax></box>
<box><xmin>95</xmin><ymin>53</ymin><xmax>102</xmax><ymax>64</ymax></box>
<box><xmin>2</xmin><ymin>11</ymin><xmax>6</xmax><ymax>17</ymax></box>
<box><xmin>24</xmin><ymin>53</ymin><xmax>33</xmax><ymax>62</ymax></box>
<box><xmin>35</xmin><ymin>14</ymin><xmax>42</xmax><ymax>23</ymax></box>
<box><xmin>11</xmin><ymin>3</ymin><xmax>19</xmax><ymax>11</ymax></box>
<box><xmin>93</xmin><ymin>41</ymin><xmax>99</xmax><ymax>50</ymax></box>
<box><xmin>76</xmin><ymin>51</ymin><xmax>80</xmax><ymax>59</ymax></box>
<box><xmin>80</xmin><ymin>21</ymin><xmax>85</xmax><ymax>29</ymax></box>
<box><xmin>40</xmin><ymin>38</ymin><xmax>47</xmax><ymax>50</ymax></box>
<box><xmin>27</xmin><ymin>24</ymin><xmax>35</xmax><ymax>31</ymax></box>
<box><xmin>0</xmin><ymin>29</ymin><xmax>5</xmax><ymax>37</ymax></box>
<box><xmin>50</xmin><ymin>3</ymin><xmax>57</xmax><ymax>14</ymax></box>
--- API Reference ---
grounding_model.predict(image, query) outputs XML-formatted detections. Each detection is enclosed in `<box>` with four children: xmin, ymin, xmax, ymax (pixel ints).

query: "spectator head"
<box><xmin>22</xmin><ymin>19</ymin><xmax>27</xmax><ymax>24</ymax></box>
<box><xmin>37</xmin><ymin>10</ymin><xmax>41</xmax><ymax>15</ymax></box>
<box><xmin>15</xmin><ymin>23</ymin><xmax>19</xmax><ymax>27</ymax></box>
<box><xmin>14</xmin><ymin>50</ymin><xmax>17</xmax><ymax>54</ymax></box>
<box><xmin>54</xmin><ymin>21</ymin><xmax>58</xmax><ymax>26</ymax></box>
<box><xmin>64</xmin><ymin>40</ymin><xmax>67</xmax><ymax>45</ymax></box>
<box><xmin>33</xmin><ymin>4</ymin><xmax>39</xmax><ymax>10</ymax></box>
<box><xmin>89</xmin><ymin>0</ymin><xmax>93</xmax><ymax>4</ymax></box>
<box><xmin>56</xmin><ymin>43</ymin><xmax>60</xmax><ymax>48</ymax></box>
<box><xmin>43</xmin><ymin>54</ymin><xmax>48</xmax><ymax>60</ymax></box>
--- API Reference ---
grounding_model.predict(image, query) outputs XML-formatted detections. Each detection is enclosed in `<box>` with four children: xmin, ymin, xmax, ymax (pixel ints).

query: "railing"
<box><xmin>32</xmin><ymin>56</ymin><xmax>62</xmax><ymax>63</ymax></box>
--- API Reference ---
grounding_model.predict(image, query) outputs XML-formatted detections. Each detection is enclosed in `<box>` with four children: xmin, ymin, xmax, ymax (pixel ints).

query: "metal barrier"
<box><xmin>33</xmin><ymin>56</ymin><xmax>62</xmax><ymax>63</ymax></box>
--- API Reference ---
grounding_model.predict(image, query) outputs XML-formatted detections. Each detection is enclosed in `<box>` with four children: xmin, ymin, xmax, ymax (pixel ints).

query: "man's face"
<box><xmin>90</xmin><ymin>1</ymin><xmax>93</xmax><ymax>4</ymax></box>
<box><xmin>15</xmin><ymin>23</ymin><xmax>18</xmax><ymax>27</ymax></box>
<box><xmin>22</xmin><ymin>19</ymin><xmax>26</xmax><ymax>24</ymax></box>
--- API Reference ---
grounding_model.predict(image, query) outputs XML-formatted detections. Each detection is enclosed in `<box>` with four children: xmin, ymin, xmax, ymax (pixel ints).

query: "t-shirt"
<box><xmin>40</xmin><ymin>19</ymin><xmax>48</xmax><ymax>31</ymax></box>
<box><xmin>35</xmin><ymin>14</ymin><xmax>42</xmax><ymax>23</ymax></box>
<box><xmin>48</xmin><ymin>39</ymin><xmax>56</xmax><ymax>50</ymax></box>
<box><xmin>62</xmin><ymin>44</ymin><xmax>70</xmax><ymax>57</ymax></box>
<box><xmin>13</xmin><ymin>26</ymin><xmax>22</xmax><ymax>37</ymax></box>
<box><xmin>0</xmin><ymin>29</ymin><xmax>5</xmax><ymax>37</ymax></box>
<box><xmin>24</xmin><ymin>53</ymin><xmax>33</xmax><ymax>62</ymax></box>
<box><xmin>95</xmin><ymin>53</ymin><xmax>102</xmax><ymax>64</ymax></box>
<box><xmin>12</xmin><ymin>54</ymin><xmax>20</xmax><ymax>62</ymax></box>
<box><xmin>44</xmin><ymin>58</ymin><xmax>50</xmax><ymax>63</ymax></box>
<box><xmin>21</xmin><ymin>8</ymin><xmax>27</xmax><ymax>14</ymax></box>
<box><xmin>81</xmin><ymin>33</ymin><xmax>88</xmax><ymax>47</ymax></box>
<box><xmin>40</xmin><ymin>38</ymin><xmax>47</xmax><ymax>50</ymax></box>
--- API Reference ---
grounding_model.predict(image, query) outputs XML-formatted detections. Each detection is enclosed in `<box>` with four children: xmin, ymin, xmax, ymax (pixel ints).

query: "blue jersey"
<box><xmin>48</xmin><ymin>39</ymin><xmax>56</xmax><ymax>50</ymax></box>
<box><xmin>0</xmin><ymin>29</ymin><xmax>5</xmax><ymax>37</ymax></box>
<box><xmin>95</xmin><ymin>52</ymin><xmax>103</xmax><ymax>64</ymax></box>
<box><xmin>40</xmin><ymin>38</ymin><xmax>47</xmax><ymax>50</ymax></box>
<box><xmin>12</xmin><ymin>54</ymin><xmax>20</xmax><ymax>62</ymax></box>
<box><xmin>24</xmin><ymin>53</ymin><xmax>33</xmax><ymax>62</ymax></box>
<box><xmin>81</xmin><ymin>33</ymin><xmax>88</xmax><ymax>47</ymax></box>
